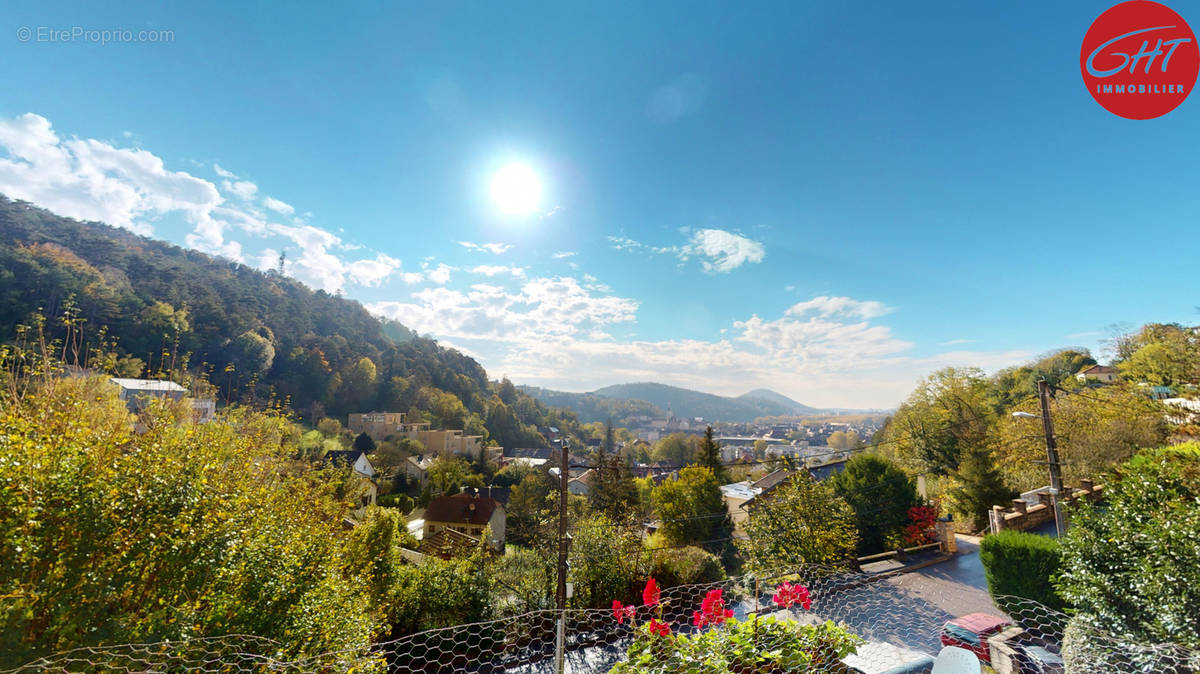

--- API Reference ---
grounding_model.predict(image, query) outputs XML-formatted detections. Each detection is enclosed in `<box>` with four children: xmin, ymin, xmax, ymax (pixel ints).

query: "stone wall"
<box><xmin>988</xmin><ymin>480</ymin><xmax>1104</xmax><ymax>534</ymax></box>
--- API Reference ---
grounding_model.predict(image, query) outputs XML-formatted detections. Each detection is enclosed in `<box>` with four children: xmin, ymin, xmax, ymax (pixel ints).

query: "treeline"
<box><xmin>875</xmin><ymin>326</ymin><xmax>1199</xmax><ymax>529</ymax></box>
<box><xmin>0</xmin><ymin>196</ymin><xmax>586</xmax><ymax>449</ymax></box>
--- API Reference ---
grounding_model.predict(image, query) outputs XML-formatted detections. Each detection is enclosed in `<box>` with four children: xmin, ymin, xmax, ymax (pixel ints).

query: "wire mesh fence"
<box><xmin>5</xmin><ymin>564</ymin><xmax>1198</xmax><ymax>673</ymax></box>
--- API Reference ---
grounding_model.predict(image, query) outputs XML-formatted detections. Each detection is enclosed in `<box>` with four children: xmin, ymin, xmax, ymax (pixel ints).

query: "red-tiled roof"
<box><xmin>424</xmin><ymin>493</ymin><xmax>501</xmax><ymax>526</ymax></box>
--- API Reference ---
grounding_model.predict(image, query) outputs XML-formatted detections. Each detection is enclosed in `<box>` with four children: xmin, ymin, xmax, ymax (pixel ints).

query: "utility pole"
<box><xmin>554</xmin><ymin>439</ymin><xmax>570</xmax><ymax>674</ymax></box>
<box><xmin>1037</xmin><ymin>380</ymin><xmax>1067</xmax><ymax>537</ymax></box>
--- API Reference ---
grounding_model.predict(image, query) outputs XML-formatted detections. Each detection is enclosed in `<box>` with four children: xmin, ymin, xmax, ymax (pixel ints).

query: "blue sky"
<box><xmin>2</xmin><ymin>1</ymin><xmax>1199</xmax><ymax>408</ymax></box>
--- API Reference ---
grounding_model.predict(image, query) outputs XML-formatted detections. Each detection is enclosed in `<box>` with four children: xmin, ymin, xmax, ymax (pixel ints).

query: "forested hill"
<box><xmin>0</xmin><ymin>195</ymin><xmax>569</xmax><ymax>448</ymax></box>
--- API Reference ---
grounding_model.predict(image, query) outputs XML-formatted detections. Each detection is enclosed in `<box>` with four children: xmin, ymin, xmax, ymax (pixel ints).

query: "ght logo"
<box><xmin>1081</xmin><ymin>1</ymin><xmax>1199</xmax><ymax>119</ymax></box>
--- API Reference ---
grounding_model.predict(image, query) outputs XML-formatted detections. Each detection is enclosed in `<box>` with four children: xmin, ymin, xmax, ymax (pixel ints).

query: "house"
<box><xmin>325</xmin><ymin>450</ymin><xmax>378</xmax><ymax>518</ymax></box>
<box><xmin>422</xmin><ymin>491</ymin><xmax>506</xmax><ymax>552</ymax></box>
<box><xmin>406</xmin><ymin>454</ymin><xmax>435</xmax><ymax>487</ymax></box>
<box><xmin>808</xmin><ymin>459</ymin><xmax>848</xmax><ymax>481</ymax></box>
<box><xmin>1076</xmin><ymin>364</ymin><xmax>1118</xmax><ymax>384</ymax></box>
<box><xmin>720</xmin><ymin>481</ymin><xmax>762</xmax><ymax>539</ymax></box>
<box><xmin>568</xmin><ymin>469</ymin><xmax>597</xmax><ymax>496</ymax></box>
<box><xmin>500</xmin><ymin>447</ymin><xmax>553</xmax><ymax>469</ymax></box>
<box><xmin>420</xmin><ymin>527</ymin><xmax>485</xmax><ymax>560</ymax></box>
<box><xmin>110</xmin><ymin>377</ymin><xmax>186</xmax><ymax>412</ymax></box>
<box><xmin>349</xmin><ymin>411</ymin><xmax>429</xmax><ymax>441</ymax></box>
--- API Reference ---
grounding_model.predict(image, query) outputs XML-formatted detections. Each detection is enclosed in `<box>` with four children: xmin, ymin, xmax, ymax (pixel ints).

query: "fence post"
<box><xmin>554</xmin><ymin>615</ymin><xmax>566</xmax><ymax>674</ymax></box>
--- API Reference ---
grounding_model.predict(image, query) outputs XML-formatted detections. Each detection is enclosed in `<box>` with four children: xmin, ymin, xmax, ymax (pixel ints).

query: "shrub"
<box><xmin>1056</xmin><ymin>445</ymin><xmax>1200</xmax><ymax>648</ymax></box>
<box><xmin>830</xmin><ymin>454</ymin><xmax>920</xmax><ymax>555</ymax></box>
<box><xmin>979</xmin><ymin>529</ymin><xmax>1065</xmax><ymax>611</ymax></box>
<box><xmin>645</xmin><ymin>546</ymin><xmax>725</xmax><ymax>588</ymax></box>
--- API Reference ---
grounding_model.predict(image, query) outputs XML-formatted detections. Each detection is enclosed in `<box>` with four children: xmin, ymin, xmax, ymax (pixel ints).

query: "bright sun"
<box><xmin>490</xmin><ymin>163</ymin><xmax>542</xmax><ymax>215</ymax></box>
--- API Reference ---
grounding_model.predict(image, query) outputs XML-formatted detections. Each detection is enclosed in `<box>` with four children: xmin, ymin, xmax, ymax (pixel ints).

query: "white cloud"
<box><xmin>424</xmin><ymin>263</ymin><xmax>453</xmax><ymax>285</ymax></box>
<box><xmin>221</xmin><ymin>179</ymin><xmax>258</xmax><ymax>200</ymax></box>
<box><xmin>369</xmin><ymin>282</ymin><xmax>1024</xmax><ymax>408</ymax></box>
<box><xmin>458</xmin><ymin>241</ymin><xmax>512</xmax><ymax>254</ymax></box>
<box><xmin>609</xmin><ymin>228</ymin><xmax>766</xmax><ymax>273</ymax></box>
<box><xmin>470</xmin><ymin>265</ymin><xmax>526</xmax><ymax>278</ymax></box>
<box><xmin>786</xmin><ymin>296</ymin><xmax>893</xmax><ymax>320</ymax></box>
<box><xmin>349</xmin><ymin>254</ymin><xmax>402</xmax><ymax>287</ymax></box>
<box><xmin>0</xmin><ymin>112</ymin><xmax>403</xmax><ymax>293</ymax></box>
<box><xmin>681</xmin><ymin>228</ymin><xmax>766</xmax><ymax>273</ymax></box>
<box><xmin>0</xmin><ymin>113</ymin><xmax>221</xmax><ymax>238</ymax></box>
<box><xmin>262</xmin><ymin>196</ymin><xmax>295</xmax><ymax>215</ymax></box>
<box><xmin>552</xmin><ymin>251</ymin><xmax>576</xmax><ymax>259</ymax></box>
<box><xmin>940</xmin><ymin>338</ymin><xmax>976</xmax><ymax>346</ymax></box>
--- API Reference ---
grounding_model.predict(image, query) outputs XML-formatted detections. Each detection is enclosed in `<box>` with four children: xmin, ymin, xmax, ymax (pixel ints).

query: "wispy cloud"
<box><xmin>458</xmin><ymin>241</ymin><xmax>512</xmax><ymax>254</ymax></box>
<box><xmin>609</xmin><ymin>228</ymin><xmax>766</xmax><ymax>273</ymax></box>
<box><xmin>552</xmin><ymin>251</ymin><xmax>576</xmax><ymax>259</ymax></box>
<box><xmin>939</xmin><ymin>338</ymin><xmax>976</xmax><ymax>346</ymax></box>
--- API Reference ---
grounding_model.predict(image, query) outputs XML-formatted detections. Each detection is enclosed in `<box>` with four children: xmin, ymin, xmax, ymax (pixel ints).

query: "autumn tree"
<box><xmin>740</xmin><ymin>473</ymin><xmax>859</xmax><ymax>572</ymax></box>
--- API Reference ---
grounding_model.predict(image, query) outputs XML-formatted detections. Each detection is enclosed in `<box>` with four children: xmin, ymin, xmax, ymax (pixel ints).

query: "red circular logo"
<box><xmin>1081</xmin><ymin>1</ymin><xmax>1199</xmax><ymax>119</ymax></box>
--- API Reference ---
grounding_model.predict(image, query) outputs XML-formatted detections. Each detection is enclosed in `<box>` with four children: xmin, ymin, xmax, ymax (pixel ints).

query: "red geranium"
<box><xmin>642</xmin><ymin>577</ymin><xmax>660</xmax><ymax>607</ymax></box>
<box><xmin>647</xmin><ymin>618</ymin><xmax>671</xmax><ymax>637</ymax></box>
<box><xmin>612</xmin><ymin>600</ymin><xmax>636</xmax><ymax>624</ymax></box>
<box><xmin>771</xmin><ymin>581</ymin><xmax>812</xmax><ymax>610</ymax></box>
<box><xmin>693</xmin><ymin>588</ymin><xmax>734</xmax><ymax>628</ymax></box>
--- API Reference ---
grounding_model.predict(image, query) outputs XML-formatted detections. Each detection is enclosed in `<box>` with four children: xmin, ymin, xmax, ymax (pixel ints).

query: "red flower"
<box><xmin>642</xmin><ymin>577</ymin><xmax>660</xmax><ymax>607</ymax></box>
<box><xmin>771</xmin><ymin>581</ymin><xmax>812</xmax><ymax>610</ymax></box>
<box><xmin>693</xmin><ymin>588</ymin><xmax>733</xmax><ymax>628</ymax></box>
<box><xmin>612</xmin><ymin>600</ymin><xmax>635</xmax><ymax>624</ymax></box>
<box><xmin>647</xmin><ymin>618</ymin><xmax>671</xmax><ymax>637</ymax></box>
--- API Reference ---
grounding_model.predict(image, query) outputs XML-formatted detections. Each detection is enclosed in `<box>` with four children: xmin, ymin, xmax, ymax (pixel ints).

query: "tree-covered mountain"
<box><xmin>0</xmin><ymin>195</ymin><xmax>579</xmax><ymax>448</ymax></box>
<box><xmin>518</xmin><ymin>385</ymin><xmax>664</xmax><ymax>424</ymax></box>
<box><xmin>737</xmin><ymin>388</ymin><xmax>823</xmax><ymax>416</ymax></box>
<box><xmin>589</xmin><ymin>382</ymin><xmax>820</xmax><ymax>422</ymax></box>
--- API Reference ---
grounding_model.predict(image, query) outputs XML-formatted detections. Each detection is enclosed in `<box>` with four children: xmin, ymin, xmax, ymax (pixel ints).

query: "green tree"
<box><xmin>1056</xmin><ymin>444</ymin><xmax>1200</xmax><ymax>648</ymax></box>
<box><xmin>353</xmin><ymin>431</ymin><xmax>376</xmax><ymax>454</ymax></box>
<box><xmin>569</xmin><ymin>513</ymin><xmax>644</xmax><ymax>608</ymax></box>
<box><xmin>651</xmin><ymin>433</ymin><xmax>697</xmax><ymax>466</ymax></box>
<box><xmin>949</xmin><ymin>446</ymin><xmax>1015</xmax><ymax>529</ymax></box>
<box><xmin>1118</xmin><ymin>341</ymin><xmax>1192</xmax><ymax>386</ymax></box>
<box><xmin>830</xmin><ymin>454</ymin><xmax>920</xmax><ymax>555</ymax></box>
<box><xmin>696</xmin><ymin>425</ymin><xmax>729</xmax><ymax>482</ymax></box>
<box><xmin>878</xmin><ymin>367</ymin><xmax>996</xmax><ymax>476</ymax></box>
<box><xmin>591</xmin><ymin>419</ymin><xmax>638</xmax><ymax>518</ymax></box>
<box><xmin>740</xmin><ymin>473</ymin><xmax>858</xmax><ymax>572</ymax></box>
<box><xmin>226</xmin><ymin>329</ymin><xmax>276</xmax><ymax>377</ymax></box>
<box><xmin>651</xmin><ymin>466</ymin><xmax>730</xmax><ymax>548</ymax></box>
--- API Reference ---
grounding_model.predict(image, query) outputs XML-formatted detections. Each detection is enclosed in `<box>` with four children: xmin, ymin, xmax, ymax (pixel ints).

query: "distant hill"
<box><xmin>590</xmin><ymin>382</ymin><xmax>818</xmax><ymax>423</ymax></box>
<box><xmin>737</xmin><ymin>388</ymin><xmax>823</xmax><ymax>416</ymax></box>
<box><xmin>518</xmin><ymin>385</ymin><xmax>663</xmax><ymax>425</ymax></box>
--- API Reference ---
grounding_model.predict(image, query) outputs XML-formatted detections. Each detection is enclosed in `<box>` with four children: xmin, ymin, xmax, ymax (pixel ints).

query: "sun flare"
<box><xmin>490</xmin><ymin>163</ymin><xmax>542</xmax><ymax>215</ymax></box>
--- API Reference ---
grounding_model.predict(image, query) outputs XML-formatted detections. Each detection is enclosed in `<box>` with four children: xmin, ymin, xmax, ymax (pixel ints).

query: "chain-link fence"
<box><xmin>5</xmin><ymin>564</ymin><xmax>1198</xmax><ymax>672</ymax></box>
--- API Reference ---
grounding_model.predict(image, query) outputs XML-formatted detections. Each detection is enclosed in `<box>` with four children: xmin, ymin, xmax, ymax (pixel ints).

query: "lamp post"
<box><xmin>1012</xmin><ymin>380</ymin><xmax>1066</xmax><ymax>537</ymax></box>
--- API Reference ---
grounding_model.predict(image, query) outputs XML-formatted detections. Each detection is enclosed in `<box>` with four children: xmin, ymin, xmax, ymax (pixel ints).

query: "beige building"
<box><xmin>349</xmin><ymin>411</ymin><xmax>485</xmax><ymax>460</ymax></box>
<box><xmin>1076</xmin><ymin>365</ymin><xmax>1118</xmax><ymax>383</ymax></box>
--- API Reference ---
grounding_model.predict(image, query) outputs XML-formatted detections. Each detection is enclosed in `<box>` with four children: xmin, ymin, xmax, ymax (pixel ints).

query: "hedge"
<box><xmin>979</xmin><ymin>529</ymin><xmax>1065</xmax><ymax>611</ymax></box>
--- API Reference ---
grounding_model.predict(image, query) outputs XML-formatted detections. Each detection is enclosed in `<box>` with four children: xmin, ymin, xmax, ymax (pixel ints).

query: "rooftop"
<box><xmin>109</xmin><ymin>378</ymin><xmax>186</xmax><ymax>392</ymax></box>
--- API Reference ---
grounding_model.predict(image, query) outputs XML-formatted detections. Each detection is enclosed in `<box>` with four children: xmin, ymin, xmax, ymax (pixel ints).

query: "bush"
<box><xmin>1056</xmin><ymin>445</ymin><xmax>1200</xmax><ymax>648</ymax></box>
<box><xmin>979</xmin><ymin>529</ymin><xmax>1064</xmax><ymax>611</ymax></box>
<box><xmin>645</xmin><ymin>546</ymin><xmax>725</xmax><ymax>588</ymax></box>
<box><xmin>830</xmin><ymin>454</ymin><xmax>920</xmax><ymax>555</ymax></box>
<box><xmin>378</xmin><ymin>492</ymin><xmax>414</xmax><ymax>513</ymax></box>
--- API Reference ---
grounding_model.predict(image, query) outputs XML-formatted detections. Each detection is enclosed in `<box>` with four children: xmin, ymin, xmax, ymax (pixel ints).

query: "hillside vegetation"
<box><xmin>0</xmin><ymin>196</ymin><xmax>581</xmax><ymax>448</ymax></box>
